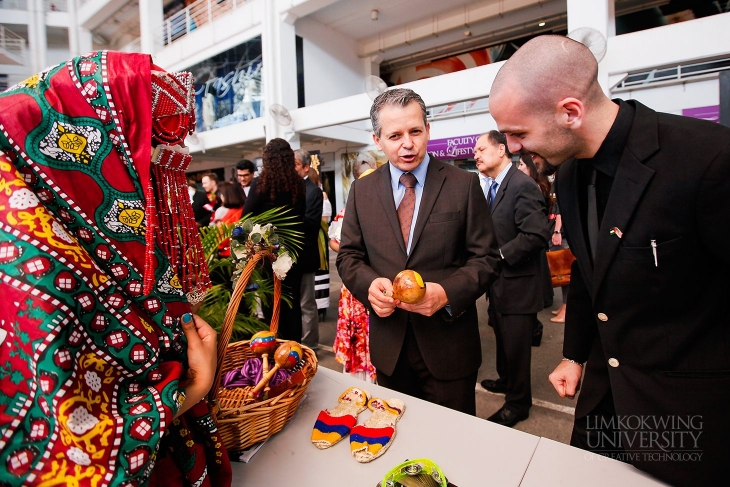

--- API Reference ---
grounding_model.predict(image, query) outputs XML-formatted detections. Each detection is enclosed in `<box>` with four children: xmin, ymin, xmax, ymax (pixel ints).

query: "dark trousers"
<box><xmin>264</xmin><ymin>264</ymin><xmax>302</xmax><ymax>342</ymax></box>
<box><xmin>490</xmin><ymin>308</ymin><xmax>533</xmax><ymax>416</ymax></box>
<box><xmin>376</xmin><ymin>323</ymin><xmax>477</xmax><ymax>415</ymax></box>
<box><xmin>571</xmin><ymin>390</ymin><xmax>626</xmax><ymax>461</ymax></box>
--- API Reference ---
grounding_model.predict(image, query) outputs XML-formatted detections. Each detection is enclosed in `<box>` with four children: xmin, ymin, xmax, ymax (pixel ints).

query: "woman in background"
<box><xmin>307</xmin><ymin>167</ymin><xmax>332</xmax><ymax>318</ymax></box>
<box><xmin>519</xmin><ymin>154</ymin><xmax>569</xmax><ymax>324</ymax></box>
<box><xmin>211</xmin><ymin>181</ymin><xmax>246</xmax><ymax>257</ymax></box>
<box><xmin>211</xmin><ymin>181</ymin><xmax>246</xmax><ymax>225</ymax></box>
<box><xmin>518</xmin><ymin>154</ymin><xmax>553</xmax><ymax>346</ymax></box>
<box><xmin>328</xmin><ymin>169</ymin><xmax>376</xmax><ymax>382</ymax></box>
<box><xmin>244</xmin><ymin>138</ymin><xmax>306</xmax><ymax>341</ymax></box>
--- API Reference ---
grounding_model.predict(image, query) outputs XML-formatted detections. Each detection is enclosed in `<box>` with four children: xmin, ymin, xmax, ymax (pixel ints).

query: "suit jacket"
<box><xmin>488</xmin><ymin>165</ymin><xmax>550</xmax><ymax>315</ymax></box>
<box><xmin>557</xmin><ymin>100</ymin><xmax>730</xmax><ymax>485</ymax></box>
<box><xmin>299</xmin><ymin>178</ymin><xmax>324</xmax><ymax>273</ymax></box>
<box><xmin>240</xmin><ymin>180</ymin><xmax>251</xmax><ymax>208</ymax></box>
<box><xmin>190</xmin><ymin>189</ymin><xmax>212</xmax><ymax>227</ymax></box>
<box><xmin>337</xmin><ymin>158</ymin><xmax>501</xmax><ymax>380</ymax></box>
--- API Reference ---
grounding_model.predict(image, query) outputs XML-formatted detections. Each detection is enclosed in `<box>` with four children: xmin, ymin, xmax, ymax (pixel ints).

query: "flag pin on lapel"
<box><xmin>609</xmin><ymin>227</ymin><xmax>623</xmax><ymax>239</ymax></box>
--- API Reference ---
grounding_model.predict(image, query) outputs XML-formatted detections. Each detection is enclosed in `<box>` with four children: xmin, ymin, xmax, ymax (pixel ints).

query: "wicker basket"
<box><xmin>209</xmin><ymin>250</ymin><xmax>318</xmax><ymax>451</ymax></box>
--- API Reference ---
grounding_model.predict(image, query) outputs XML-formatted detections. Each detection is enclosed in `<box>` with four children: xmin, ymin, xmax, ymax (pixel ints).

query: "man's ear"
<box><xmin>557</xmin><ymin>98</ymin><xmax>584</xmax><ymax>130</ymax></box>
<box><xmin>372</xmin><ymin>132</ymin><xmax>382</xmax><ymax>151</ymax></box>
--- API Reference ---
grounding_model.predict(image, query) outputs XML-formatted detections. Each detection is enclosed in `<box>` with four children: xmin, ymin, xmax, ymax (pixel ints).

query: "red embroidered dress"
<box><xmin>0</xmin><ymin>52</ymin><xmax>229</xmax><ymax>486</ymax></box>
<box><xmin>330</xmin><ymin>208</ymin><xmax>376</xmax><ymax>382</ymax></box>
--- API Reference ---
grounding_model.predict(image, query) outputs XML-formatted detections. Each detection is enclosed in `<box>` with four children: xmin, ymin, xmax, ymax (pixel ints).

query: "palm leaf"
<box><xmin>198</xmin><ymin>206</ymin><xmax>304</xmax><ymax>261</ymax></box>
<box><xmin>242</xmin><ymin>207</ymin><xmax>304</xmax><ymax>258</ymax></box>
<box><xmin>196</xmin><ymin>206</ymin><xmax>304</xmax><ymax>341</ymax></box>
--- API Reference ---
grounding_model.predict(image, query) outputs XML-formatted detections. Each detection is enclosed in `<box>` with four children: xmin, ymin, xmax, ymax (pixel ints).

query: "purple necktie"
<box><xmin>397</xmin><ymin>172</ymin><xmax>418</xmax><ymax>247</ymax></box>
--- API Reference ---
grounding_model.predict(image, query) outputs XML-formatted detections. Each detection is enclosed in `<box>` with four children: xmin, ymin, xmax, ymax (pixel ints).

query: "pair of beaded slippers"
<box><xmin>311</xmin><ymin>387</ymin><xmax>405</xmax><ymax>463</ymax></box>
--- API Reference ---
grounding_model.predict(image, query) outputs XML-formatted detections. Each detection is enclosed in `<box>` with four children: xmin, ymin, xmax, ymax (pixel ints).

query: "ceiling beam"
<box><xmin>278</xmin><ymin>0</ymin><xmax>342</xmax><ymax>24</ymax></box>
<box><xmin>302</xmin><ymin>124</ymin><xmax>373</xmax><ymax>146</ymax></box>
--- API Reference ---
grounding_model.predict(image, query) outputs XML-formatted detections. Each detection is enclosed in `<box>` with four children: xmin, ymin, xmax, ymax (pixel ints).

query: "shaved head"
<box><xmin>492</xmin><ymin>35</ymin><xmax>602</xmax><ymax>114</ymax></box>
<box><xmin>489</xmin><ymin>35</ymin><xmax>617</xmax><ymax>168</ymax></box>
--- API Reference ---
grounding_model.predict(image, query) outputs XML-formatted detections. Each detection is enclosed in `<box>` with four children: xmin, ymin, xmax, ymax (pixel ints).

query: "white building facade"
<box><xmin>2</xmin><ymin>0</ymin><xmax>728</xmax><ymax>212</ymax></box>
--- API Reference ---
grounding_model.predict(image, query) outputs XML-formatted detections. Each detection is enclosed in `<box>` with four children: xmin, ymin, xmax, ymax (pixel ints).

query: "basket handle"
<box><xmin>209</xmin><ymin>250</ymin><xmax>282</xmax><ymax>406</ymax></box>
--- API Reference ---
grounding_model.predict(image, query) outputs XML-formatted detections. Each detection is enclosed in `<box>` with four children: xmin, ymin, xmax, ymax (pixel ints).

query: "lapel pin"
<box><xmin>609</xmin><ymin>227</ymin><xmax>623</xmax><ymax>239</ymax></box>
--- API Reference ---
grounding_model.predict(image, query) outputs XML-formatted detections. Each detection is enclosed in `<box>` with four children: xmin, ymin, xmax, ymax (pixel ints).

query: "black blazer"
<box><xmin>298</xmin><ymin>178</ymin><xmax>324</xmax><ymax>273</ymax></box>
<box><xmin>487</xmin><ymin>165</ymin><xmax>550</xmax><ymax>314</ymax></box>
<box><xmin>337</xmin><ymin>158</ymin><xmax>501</xmax><ymax>381</ymax></box>
<box><xmin>190</xmin><ymin>189</ymin><xmax>212</xmax><ymax>227</ymax></box>
<box><xmin>557</xmin><ymin>100</ymin><xmax>730</xmax><ymax>485</ymax></box>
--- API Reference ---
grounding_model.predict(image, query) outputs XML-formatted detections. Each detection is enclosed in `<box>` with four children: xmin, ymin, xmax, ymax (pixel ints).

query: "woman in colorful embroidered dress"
<box><xmin>0</xmin><ymin>52</ymin><xmax>230</xmax><ymax>486</ymax></box>
<box><xmin>328</xmin><ymin>169</ymin><xmax>376</xmax><ymax>383</ymax></box>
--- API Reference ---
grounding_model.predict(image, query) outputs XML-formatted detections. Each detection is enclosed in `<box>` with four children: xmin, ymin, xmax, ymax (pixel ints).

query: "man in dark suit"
<box><xmin>201</xmin><ymin>172</ymin><xmax>221</xmax><ymax>214</ymax></box>
<box><xmin>489</xmin><ymin>35</ymin><xmax>729</xmax><ymax>486</ymax></box>
<box><xmin>294</xmin><ymin>148</ymin><xmax>323</xmax><ymax>350</ymax></box>
<box><xmin>474</xmin><ymin>130</ymin><xmax>550</xmax><ymax>427</ymax></box>
<box><xmin>236</xmin><ymin>159</ymin><xmax>256</xmax><ymax>203</ymax></box>
<box><xmin>337</xmin><ymin>88</ymin><xmax>501</xmax><ymax>414</ymax></box>
<box><xmin>187</xmin><ymin>178</ymin><xmax>212</xmax><ymax>227</ymax></box>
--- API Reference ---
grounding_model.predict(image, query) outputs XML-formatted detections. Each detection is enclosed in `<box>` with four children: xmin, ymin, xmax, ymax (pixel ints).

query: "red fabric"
<box><xmin>149</xmin><ymin>401</ymin><xmax>232</xmax><ymax>487</ymax></box>
<box><xmin>217</xmin><ymin>207</ymin><xmax>244</xmax><ymax>257</ymax></box>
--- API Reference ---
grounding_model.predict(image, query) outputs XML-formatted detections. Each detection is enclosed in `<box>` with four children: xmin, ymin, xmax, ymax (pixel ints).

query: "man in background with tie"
<box><xmin>474</xmin><ymin>131</ymin><xmax>550</xmax><ymax>427</ymax></box>
<box><xmin>337</xmin><ymin>88</ymin><xmax>500</xmax><ymax>414</ymax></box>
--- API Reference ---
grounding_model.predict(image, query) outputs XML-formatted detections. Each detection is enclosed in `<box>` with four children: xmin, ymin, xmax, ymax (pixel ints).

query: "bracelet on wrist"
<box><xmin>562</xmin><ymin>357</ymin><xmax>584</xmax><ymax>367</ymax></box>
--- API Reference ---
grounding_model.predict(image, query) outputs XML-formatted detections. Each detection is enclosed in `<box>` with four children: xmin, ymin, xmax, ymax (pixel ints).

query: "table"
<box><xmin>230</xmin><ymin>368</ymin><xmax>670</xmax><ymax>486</ymax></box>
<box><xmin>231</xmin><ymin>367</ymin><xmax>540</xmax><ymax>486</ymax></box>
<box><xmin>520</xmin><ymin>438</ymin><xmax>669</xmax><ymax>487</ymax></box>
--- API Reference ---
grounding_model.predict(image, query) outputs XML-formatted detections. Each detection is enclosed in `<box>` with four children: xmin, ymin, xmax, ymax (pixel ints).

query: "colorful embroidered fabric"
<box><xmin>312</xmin><ymin>410</ymin><xmax>358</xmax><ymax>446</ymax></box>
<box><xmin>311</xmin><ymin>387</ymin><xmax>369</xmax><ymax>449</ymax></box>
<box><xmin>0</xmin><ymin>52</ymin><xmax>229</xmax><ymax>486</ymax></box>
<box><xmin>330</xmin><ymin>208</ymin><xmax>376</xmax><ymax>381</ymax></box>
<box><xmin>350</xmin><ymin>397</ymin><xmax>405</xmax><ymax>463</ymax></box>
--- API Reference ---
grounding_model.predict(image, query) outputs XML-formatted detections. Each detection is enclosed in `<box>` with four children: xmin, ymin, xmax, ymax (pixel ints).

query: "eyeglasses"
<box><xmin>377</xmin><ymin>458</ymin><xmax>455</xmax><ymax>487</ymax></box>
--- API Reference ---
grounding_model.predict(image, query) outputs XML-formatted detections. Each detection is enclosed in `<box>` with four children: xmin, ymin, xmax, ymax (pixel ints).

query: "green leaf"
<box><xmin>195</xmin><ymin>207</ymin><xmax>304</xmax><ymax>343</ymax></box>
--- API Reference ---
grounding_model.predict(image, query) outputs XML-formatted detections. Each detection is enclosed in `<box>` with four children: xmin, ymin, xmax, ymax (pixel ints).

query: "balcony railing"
<box><xmin>46</xmin><ymin>0</ymin><xmax>68</xmax><ymax>12</ymax></box>
<box><xmin>0</xmin><ymin>0</ymin><xmax>28</xmax><ymax>9</ymax></box>
<box><xmin>428</xmin><ymin>97</ymin><xmax>490</xmax><ymax>121</ymax></box>
<box><xmin>0</xmin><ymin>0</ymin><xmax>66</xmax><ymax>10</ymax></box>
<box><xmin>160</xmin><ymin>0</ymin><xmax>249</xmax><ymax>47</ymax></box>
<box><xmin>0</xmin><ymin>25</ymin><xmax>26</xmax><ymax>65</ymax></box>
<box><xmin>615</xmin><ymin>57</ymin><xmax>730</xmax><ymax>89</ymax></box>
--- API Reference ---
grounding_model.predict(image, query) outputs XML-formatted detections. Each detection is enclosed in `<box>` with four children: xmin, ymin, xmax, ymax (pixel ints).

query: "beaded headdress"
<box><xmin>143</xmin><ymin>69</ymin><xmax>210</xmax><ymax>302</ymax></box>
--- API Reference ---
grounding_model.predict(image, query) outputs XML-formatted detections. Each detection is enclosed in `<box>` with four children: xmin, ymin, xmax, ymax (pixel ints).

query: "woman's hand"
<box><xmin>174</xmin><ymin>313</ymin><xmax>218</xmax><ymax>418</ymax></box>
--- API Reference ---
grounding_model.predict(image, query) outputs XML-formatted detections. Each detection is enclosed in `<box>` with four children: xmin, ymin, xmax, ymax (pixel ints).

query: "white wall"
<box><xmin>46</xmin><ymin>45</ymin><xmax>71</xmax><ymax>67</ymax></box>
<box><xmin>296</xmin><ymin>16</ymin><xmax>366</xmax><ymax>106</ymax></box>
<box><xmin>428</xmin><ymin>112</ymin><xmax>496</xmax><ymax>141</ymax></box>
<box><xmin>614</xmin><ymin>78</ymin><xmax>719</xmax><ymax>116</ymax></box>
